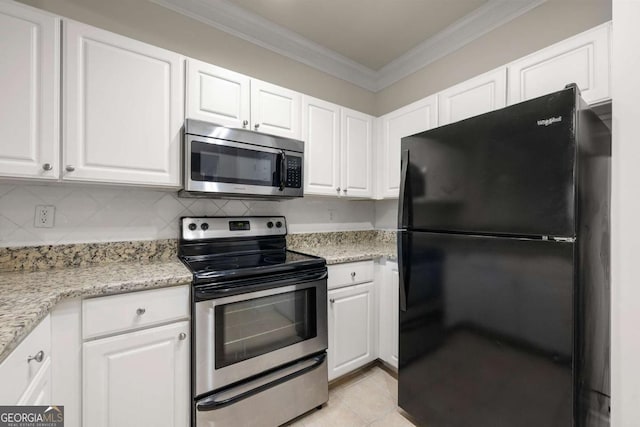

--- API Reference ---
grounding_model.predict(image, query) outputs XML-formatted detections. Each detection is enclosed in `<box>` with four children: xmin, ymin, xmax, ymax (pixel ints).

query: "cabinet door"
<box><xmin>379</xmin><ymin>95</ymin><xmax>437</xmax><ymax>198</ymax></box>
<box><xmin>0</xmin><ymin>315</ymin><xmax>51</xmax><ymax>405</ymax></box>
<box><xmin>508</xmin><ymin>23</ymin><xmax>610</xmax><ymax>105</ymax></box>
<box><xmin>250</xmin><ymin>79</ymin><xmax>301</xmax><ymax>139</ymax></box>
<box><xmin>328</xmin><ymin>282</ymin><xmax>376</xmax><ymax>381</ymax></box>
<box><xmin>17</xmin><ymin>357</ymin><xmax>52</xmax><ymax>405</ymax></box>
<box><xmin>341</xmin><ymin>108</ymin><xmax>373</xmax><ymax>198</ymax></box>
<box><xmin>186</xmin><ymin>58</ymin><xmax>250</xmax><ymax>128</ymax></box>
<box><xmin>438</xmin><ymin>68</ymin><xmax>507</xmax><ymax>126</ymax></box>
<box><xmin>378</xmin><ymin>265</ymin><xmax>400</xmax><ymax>369</ymax></box>
<box><xmin>302</xmin><ymin>96</ymin><xmax>341</xmax><ymax>196</ymax></box>
<box><xmin>83</xmin><ymin>321</ymin><xmax>189</xmax><ymax>427</ymax></box>
<box><xmin>0</xmin><ymin>2</ymin><xmax>59</xmax><ymax>180</ymax></box>
<box><xmin>63</xmin><ymin>20</ymin><xmax>184</xmax><ymax>187</ymax></box>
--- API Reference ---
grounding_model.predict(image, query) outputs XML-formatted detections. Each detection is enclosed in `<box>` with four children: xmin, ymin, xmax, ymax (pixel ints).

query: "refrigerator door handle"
<box><xmin>398</xmin><ymin>231</ymin><xmax>409</xmax><ymax>312</ymax></box>
<box><xmin>398</xmin><ymin>149</ymin><xmax>410</xmax><ymax>228</ymax></box>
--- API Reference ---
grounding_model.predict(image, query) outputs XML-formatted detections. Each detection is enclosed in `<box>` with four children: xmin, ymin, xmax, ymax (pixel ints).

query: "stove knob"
<box><xmin>201</xmin><ymin>223</ymin><xmax>209</xmax><ymax>231</ymax></box>
<box><xmin>275</xmin><ymin>221</ymin><xmax>283</xmax><ymax>228</ymax></box>
<box><xmin>188</xmin><ymin>223</ymin><xmax>197</xmax><ymax>231</ymax></box>
<box><xmin>267</xmin><ymin>221</ymin><xmax>274</xmax><ymax>228</ymax></box>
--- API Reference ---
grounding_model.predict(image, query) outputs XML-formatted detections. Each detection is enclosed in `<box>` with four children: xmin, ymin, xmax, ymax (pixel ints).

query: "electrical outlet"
<box><xmin>35</xmin><ymin>205</ymin><xmax>55</xmax><ymax>228</ymax></box>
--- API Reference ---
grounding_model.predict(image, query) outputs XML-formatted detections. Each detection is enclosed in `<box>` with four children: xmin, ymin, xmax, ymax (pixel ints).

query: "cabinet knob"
<box><xmin>42</xmin><ymin>163</ymin><xmax>53</xmax><ymax>171</ymax></box>
<box><xmin>336</xmin><ymin>187</ymin><xmax>341</xmax><ymax>192</ymax></box>
<box><xmin>242</xmin><ymin>120</ymin><xmax>249</xmax><ymax>129</ymax></box>
<box><xmin>351</xmin><ymin>272</ymin><xmax>356</xmax><ymax>278</ymax></box>
<box><xmin>65</xmin><ymin>165</ymin><xmax>75</xmax><ymax>172</ymax></box>
<box><xmin>329</xmin><ymin>298</ymin><xmax>335</xmax><ymax>304</ymax></box>
<box><xmin>178</xmin><ymin>332</ymin><xmax>187</xmax><ymax>341</ymax></box>
<box><xmin>27</xmin><ymin>350</ymin><xmax>44</xmax><ymax>363</ymax></box>
<box><xmin>254</xmin><ymin>123</ymin><xmax>260</xmax><ymax>131</ymax></box>
<box><xmin>343</xmin><ymin>189</ymin><xmax>347</xmax><ymax>193</ymax></box>
<box><xmin>136</xmin><ymin>308</ymin><xmax>146</xmax><ymax>315</ymax></box>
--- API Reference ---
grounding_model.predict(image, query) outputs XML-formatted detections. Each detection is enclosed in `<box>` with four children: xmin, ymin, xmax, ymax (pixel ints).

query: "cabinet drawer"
<box><xmin>0</xmin><ymin>315</ymin><xmax>51</xmax><ymax>404</ymax></box>
<box><xmin>328</xmin><ymin>261</ymin><xmax>374</xmax><ymax>290</ymax></box>
<box><xmin>83</xmin><ymin>286</ymin><xmax>189</xmax><ymax>339</ymax></box>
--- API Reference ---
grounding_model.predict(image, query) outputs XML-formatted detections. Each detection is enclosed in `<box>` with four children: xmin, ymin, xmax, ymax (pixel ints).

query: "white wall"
<box><xmin>374</xmin><ymin>199</ymin><xmax>398</xmax><ymax>230</ymax></box>
<box><xmin>611</xmin><ymin>1</ymin><xmax>640</xmax><ymax>425</ymax></box>
<box><xmin>0</xmin><ymin>183</ymin><xmax>374</xmax><ymax>247</ymax></box>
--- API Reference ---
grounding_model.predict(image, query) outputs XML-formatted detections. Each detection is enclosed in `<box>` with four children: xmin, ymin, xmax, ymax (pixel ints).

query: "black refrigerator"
<box><xmin>397</xmin><ymin>85</ymin><xmax>610</xmax><ymax>427</ymax></box>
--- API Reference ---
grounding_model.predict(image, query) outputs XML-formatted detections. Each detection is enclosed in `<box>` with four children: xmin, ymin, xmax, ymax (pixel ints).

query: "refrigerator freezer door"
<box><xmin>399</xmin><ymin>87</ymin><xmax>577</xmax><ymax>237</ymax></box>
<box><xmin>398</xmin><ymin>231</ymin><xmax>575</xmax><ymax>427</ymax></box>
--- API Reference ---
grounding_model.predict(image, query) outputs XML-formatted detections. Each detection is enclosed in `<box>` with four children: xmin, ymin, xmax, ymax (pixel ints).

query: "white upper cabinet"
<box><xmin>508</xmin><ymin>23</ymin><xmax>611</xmax><ymax>105</ymax></box>
<box><xmin>186</xmin><ymin>60</ymin><xmax>301</xmax><ymax>139</ymax></box>
<box><xmin>63</xmin><ymin>20</ymin><xmax>184</xmax><ymax>187</ymax></box>
<box><xmin>341</xmin><ymin>108</ymin><xmax>373</xmax><ymax>198</ymax></box>
<box><xmin>186</xmin><ymin>59</ymin><xmax>250</xmax><ymax>128</ymax></box>
<box><xmin>438</xmin><ymin>67</ymin><xmax>507</xmax><ymax>126</ymax></box>
<box><xmin>0</xmin><ymin>1</ymin><xmax>59</xmax><ymax>180</ymax></box>
<box><xmin>378</xmin><ymin>95</ymin><xmax>437</xmax><ymax>199</ymax></box>
<box><xmin>302</xmin><ymin>96</ymin><xmax>373</xmax><ymax>198</ymax></box>
<box><xmin>251</xmin><ymin>79</ymin><xmax>301</xmax><ymax>139</ymax></box>
<box><xmin>303</xmin><ymin>96</ymin><xmax>341</xmax><ymax>196</ymax></box>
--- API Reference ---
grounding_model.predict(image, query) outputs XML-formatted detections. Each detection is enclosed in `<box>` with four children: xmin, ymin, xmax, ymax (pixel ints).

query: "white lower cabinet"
<box><xmin>0</xmin><ymin>315</ymin><xmax>52</xmax><ymax>405</ymax></box>
<box><xmin>17</xmin><ymin>357</ymin><xmax>52</xmax><ymax>405</ymax></box>
<box><xmin>378</xmin><ymin>262</ymin><xmax>399</xmax><ymax>369</ymax></box>
<box><xmin>83</xmin><ymin>320</ymin><xmax>190</xmax><ymax>427</ymax></box>
<box><xmin>81</xmin><ymin>286</ymin><xmax>190</xmax><ymax>427</ymax></box>
<box><xmin>328</xmin><ymin>281</ymin><xmax>376</xmax><ymax>381</ymax></box>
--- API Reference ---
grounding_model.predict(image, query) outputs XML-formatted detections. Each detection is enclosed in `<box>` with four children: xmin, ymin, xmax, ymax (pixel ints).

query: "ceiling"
<box><xmin>227</xmin><ymin>0</ymin><xmax>488</xmax><ymax>71</ymax></box>
<box><xmin>152</xmin><ymin>0</ymin><xmax>546</xmax><ymax>91</ymax></box>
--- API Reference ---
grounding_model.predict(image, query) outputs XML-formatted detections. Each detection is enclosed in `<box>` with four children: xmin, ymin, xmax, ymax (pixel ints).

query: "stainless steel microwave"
<box><xmin>181</xmin><ymin>119</ymin><xmax>304</xmax><ymax>199</ymax></box>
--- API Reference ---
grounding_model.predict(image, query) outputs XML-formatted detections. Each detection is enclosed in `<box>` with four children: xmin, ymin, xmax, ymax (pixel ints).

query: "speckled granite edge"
<box><xmin>0</xmin><ymin>239</ymin><xmax>178</xmax><ymax>272</ymax></box>
<box><xmin>0</xmin><ymin>259</ymin><xmax>192</xmax><ymax>364</ymax></box>
<box><xmin>287</xmin><ymin>230</ymin><xmax>397</xmax><ymax>264</ymax></box>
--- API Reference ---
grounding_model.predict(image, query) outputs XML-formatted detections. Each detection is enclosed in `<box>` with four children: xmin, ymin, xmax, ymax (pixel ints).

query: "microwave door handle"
<box><xmin>279</xmin><ymin>151</ymin><xmax>286</xmax><ymax>191</ymax></box>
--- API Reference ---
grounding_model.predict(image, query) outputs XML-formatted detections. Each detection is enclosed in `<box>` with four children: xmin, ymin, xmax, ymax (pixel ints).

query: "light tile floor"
<box><xmin>285</xmin><ymin>364</ymin><xmax>417</xmax><ymax>427</ymax></box>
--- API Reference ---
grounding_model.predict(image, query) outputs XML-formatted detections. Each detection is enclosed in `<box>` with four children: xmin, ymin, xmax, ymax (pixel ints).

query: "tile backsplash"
<box><xmin>0</xmin><ymin>183</ymin><xmax>376</xmax><ymax>247</ymax></box>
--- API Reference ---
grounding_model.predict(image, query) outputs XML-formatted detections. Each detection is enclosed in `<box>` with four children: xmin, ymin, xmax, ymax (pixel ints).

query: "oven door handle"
<box><xmin>196</xmin><ymin>352</ymin><xmax>326</xmax><ymax>412</ymax></box>
<box><xmin>194</xmin><ymin>269</ymin><xmax>328</xmax><ymax>300</ymax></box>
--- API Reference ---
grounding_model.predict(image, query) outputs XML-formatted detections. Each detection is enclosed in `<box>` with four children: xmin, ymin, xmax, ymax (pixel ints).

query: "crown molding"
<box><xmin>151</xmin><ymin>0</ymin><xmax>546</xmax><ymax>92</ymax></box>
<box><xmin>374</xmin><ymin>0</ymin><xmax>546</xmax><ymax>90</ymax></box>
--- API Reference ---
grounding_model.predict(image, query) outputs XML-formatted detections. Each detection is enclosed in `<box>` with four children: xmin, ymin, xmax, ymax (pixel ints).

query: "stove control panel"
<box><xmin>181</xmin><ymin>216</ymin><xmax>287</xmax><ymax>240</ymax></box>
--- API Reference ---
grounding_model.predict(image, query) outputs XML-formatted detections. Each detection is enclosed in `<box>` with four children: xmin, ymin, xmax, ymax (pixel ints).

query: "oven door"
<box><xmin>185</xmin><ymin>135</ymin><xmax>303</xmax><ymax>198</ymax></box>
<box><xmin>194</xmin><ymin>275</ymin><xmax>327</xmax><ymax>396</ymax></box>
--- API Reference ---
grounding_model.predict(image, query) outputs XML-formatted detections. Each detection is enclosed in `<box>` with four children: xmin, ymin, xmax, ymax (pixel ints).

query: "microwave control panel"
<box><xmin>285</xmin><ymin>156</ymin><xmax>302</xmax><ymax>188</ymax></box>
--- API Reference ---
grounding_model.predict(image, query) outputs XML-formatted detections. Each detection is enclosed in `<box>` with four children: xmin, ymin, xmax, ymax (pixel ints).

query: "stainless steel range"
<box><xmin>179</xmin><ymin>216</ymin><xmax>328</xmax><ymax>427</ymax></box>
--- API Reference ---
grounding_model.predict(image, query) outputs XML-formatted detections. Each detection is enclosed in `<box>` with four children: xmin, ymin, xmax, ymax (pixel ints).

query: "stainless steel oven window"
<box><xmin>195</xmin><ymin>280</ymin><xmax>327</xmax><ymax>395</ymax></box>
<box><xmin>214</xmin><ymin>287</ymin><xmax>317</xmax><ymax>368</ymax></box>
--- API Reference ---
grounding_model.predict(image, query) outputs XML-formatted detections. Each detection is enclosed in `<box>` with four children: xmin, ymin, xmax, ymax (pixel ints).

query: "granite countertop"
<box><xmin>290</xmin><ymin>241</ymin><xmax>396</xmax><ymax>264</ymax></box>
<box><xmin>0</xmin><ymin>231</ymin><xmax>398</xmax><ymax>364</ymax></box>
<box><xmin>287</xmin><ymin>230</ymin><xmax>397</xmax><ymax>265</ymax></box>
<box><xmin>0</xmin><ymin>259</ymin><xmax>191</xmax><ymax>364</ymax></box>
